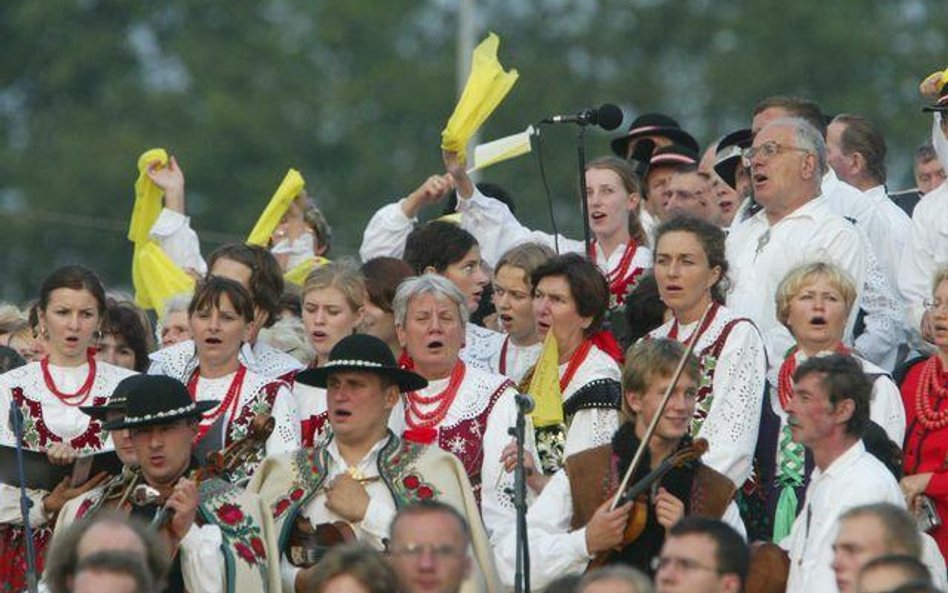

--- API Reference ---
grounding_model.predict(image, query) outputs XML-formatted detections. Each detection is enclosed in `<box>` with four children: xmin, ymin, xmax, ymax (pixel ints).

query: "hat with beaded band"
<box><xmin>295</xmin><ymin>334</ymin><xmax>428</xmax><ymax>392</ymax></box>
<box><xmin>102</xmin><ymin>375</ymin><xmax>218</xmax><ymax>430</ymax></box>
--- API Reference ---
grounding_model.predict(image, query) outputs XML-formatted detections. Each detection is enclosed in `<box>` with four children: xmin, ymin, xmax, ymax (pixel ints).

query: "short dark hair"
<box><xmin>622</xmin><ymin>273</ymin><xmax>666</xmax><ymax>346</ymax></box>
<box><xmin>793</xmin><ymin>354</ymin><xmax>871</xmax><ymax>437</ymax></box>
<box><xmin>207</xmin><ymin>243</ymin><xmax>284</xmax><ymax>328</ymax></box>
<box><xmin>531</xmin><ymin>254</ymin><xmax>610</xmax><ymax>337</ymax></box>
<box><xmin>101</xmin><ymin>299</ymin><xmax>152</xmax><ymax>373</ymax></box>
<box><xmin>840</xmin><ymin>503</ymin><xmax>922</xmax><ymax>559</ymax></box>
<box><xmin>389</xmin><ymin>499</ymin><xmax>471</xmax><ymax>545</ymax></box>
<box><xmin>915</xmin><ymin>142</ymin><xmax>938</xmax><ymax>165</ymax></box>
<box><xmin>754</xmin><ymin>96</ymin><xmax>826</xmax><ymax>137</ymax></box>
<box><xmin>654</xmin><ymin>216</ymin><xmax>730</xmax><ymax>304</ymax></box>
<box><xmin>403</xmin><ymin>221</ymin><xmax>479</xmax><ymax>275</ymax></box>
<box><xmin>667</xmin><ymin>517</ymin><xmax>749</xmax><ymax>585</ymax></box>
<box><xmin>361</xmin><ymin>257</ymin><xmax>415</xmax><ymax>314</ymax></box>
<box><xmin>860</xmin><ymin>554</ymin><xmax>931</xmax><ymax>588</ymax></box>
<box><xmin>188</xmin><ymin>276</ymin><xmax>256</xmax><ymax>324</ymax></box>
<box><xmin>305</xmin><ymin>544</ymin><xmax>399</xmax><ymax>593</ymax></box>
<box><xmin>73</xmin><ymin>551</ymin><xmax>155</xmax><ymax>593</ymax></box>
<box><xmin>441</xmin><ymin>182</ymin><xmax>517</xmax><ymax>216</ymax></box>
<box><xmin>38</xmin><ymin>265</ymin><xmax>108</xmax><ymax>318</ymax></box>
<box><xmin>0</xmin><ymin>345</ymin><xmax>26</xmax><ymax>373</ymax></box>
<box><xmin>832</xmin><ymin>114</ymin><xmax>887</xmax><ymax>184</ymax></box>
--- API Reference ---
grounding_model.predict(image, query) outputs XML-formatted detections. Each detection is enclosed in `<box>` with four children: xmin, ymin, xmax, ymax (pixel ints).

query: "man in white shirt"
<box><xmin>781</xmin><ymin>355</ymin><xmax>904</xmax><ymax>593</ymax></box>
<box><xmin>726</xmin><ymin>116</ymin><xmax>868</xmax><ymax>359</ymax></box>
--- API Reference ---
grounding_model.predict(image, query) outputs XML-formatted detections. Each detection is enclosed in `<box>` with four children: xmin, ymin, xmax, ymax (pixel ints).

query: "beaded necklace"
<box><xmin>405</xmin><ymin>361</ymin><xmax>466</xmax><ymax>429</ymax></box>
<box><xmin>41</xmin><ymin>348</ymin><xmax>97</xmax><ymax>407</ymax></box>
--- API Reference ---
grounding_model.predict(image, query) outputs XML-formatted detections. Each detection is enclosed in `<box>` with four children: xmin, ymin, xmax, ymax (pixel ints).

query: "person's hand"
<box><xmin>922</xmin><ymin>310</ymin><xmax>936</xmax><ymax>343</ymax></box>
<box><xmin>584</xmin><ymin>497</ymin><xmax>633</xmax><ymax>554</ymax></box>
<box><xmin>324</xmin><ymin>473</ymin><xmax>370</xmax><ymax>523</ymax></box>
<box><xmin>46</xmin><ymin>442</ymin><xmax>79</xmax><ymax>466</ymax></box>
<box><xmin>165</xmin><ymin>477</ymin><xmax>199</xmax><ymax>541</ymax></box>
<box><xmin>442</xmin><ymin>150</ymin><xmax>474</xmax><ymax>200</ymax></box>
<box><xmin>653</xmin><ymin>487</ymin><xmax>685</xmax><ymax>531</ymax></box>
<box><xmin>42</xmin><ymin>471</ymin><xmax>108</xmax><ymax>515</ymax></box>
<box><xmin>901</xmin><ymin>473</ymin><xmax>934</xmax><ymax>509</ymax></box>
<box><xmin>920</xmin><ymin>71</ymin><xmax>945</xmax><ymax>99</ymax></box>
<box><xmin>146</xmin><ymin>155</ymin><xmax>186</xmax><ymax>212</ymax></box>
<box><xmin>500</xmin><ymin>440</ymin><xmax>550</xmax><ymax>494</ymax></box>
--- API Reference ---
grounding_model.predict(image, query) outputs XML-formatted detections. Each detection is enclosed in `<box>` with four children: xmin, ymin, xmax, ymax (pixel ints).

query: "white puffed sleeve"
<box><xmin>179</xmin><ymin>523</ymin><xmax>224</xmax><ymax>593</ymax></box>
<box><xmin>149</xmin><ymin>208</ymin><xmax>207</xmax><ymax>276</ymax></box>
<box><xmin>359</xmin><ymin>200</ymin><xmax>416</xmax><ymax>261</ymax></box>
<box><xmin>265</xmin><ymin>383</ymin><xmax>302</xmax><ymax>457</ymax></box>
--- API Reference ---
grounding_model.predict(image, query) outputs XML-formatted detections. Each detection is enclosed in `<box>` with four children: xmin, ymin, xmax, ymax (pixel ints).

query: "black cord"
<box><xmin>533</xmin><ymin>125</ymin><xmax>561</xmax><ymax>254</ymax></box>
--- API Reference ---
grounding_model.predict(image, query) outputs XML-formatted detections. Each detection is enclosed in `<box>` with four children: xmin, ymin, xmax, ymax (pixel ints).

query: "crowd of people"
<box><xmin>0</xmin><ymin>73</ymin><xmax>947</xmax><ymax>593</ymax></box>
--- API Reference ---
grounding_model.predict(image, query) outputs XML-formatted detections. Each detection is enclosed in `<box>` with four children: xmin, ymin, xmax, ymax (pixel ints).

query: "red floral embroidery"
<box><xmin>403</xmin><ymin>427</ymin><xmax>437</xmax><ymax>444</ymax></box>
<box><xmin>290</xmin><ymin>488</ymin><xmax>304</xmax><ymax>501</ymax></box>
<box><xmin>234</xmin><ymin>542</ymin><xmax>256</xmax><ymax>565</ymax></box>
<box><xmin>216</xmin><ymin>503</ymin><xmax>244</xmax><ymax>525</ymax></box>
<box><xmin>274</xmin><ymin>499</ymin><xmax>292</xmax><ymax>518</ymax></box>
<box><xmin>403</xmin><ymin>475</ymin><xmax>420</xmax><ymax>489</ymax></box>
<box><xmin>76</xmin><ymin>498</ymin><xmax>95</xmax><ymax>520</ymax></box>
<box><xmin>417</xmin><ymin>486</ymin><xmax>434</xmax><ymax>499</ymax></box>
<box><xmin>250</xmin><ymin>536</ymin><xmax>267</xmax><ymax>559</ymax></box>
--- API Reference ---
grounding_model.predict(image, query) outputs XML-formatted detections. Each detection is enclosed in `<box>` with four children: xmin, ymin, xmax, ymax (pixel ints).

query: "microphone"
<box><xmin>514</xmin><ymin>394</ymin><xmax>535</xmax><ymax>414</ymax></box>
<box><xmin>541</xmin><ymin>104</ymin><xmax>623</xmax><ymax>130</ymax></box>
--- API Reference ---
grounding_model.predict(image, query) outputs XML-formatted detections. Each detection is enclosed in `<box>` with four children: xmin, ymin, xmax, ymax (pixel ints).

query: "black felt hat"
<box><xmin>644</xmin><ymin>144</ymin><xmax>699</xmax><ymax>178</ymax></box>
<box><xmin>80</xmin><ymin>374</ymin><xmax>144</xmax><ymax>421</ymax></box>
<box><xmin>102</xmin><ymin>375</ymin><xmax>218</xmax><ymax>430</ymax></box>
<box><xmin>610</xmin><ymin>113</ymin><xmax>700</xmax><ymax>157</ymax></box>
<box><xmin>295</xmin><ymin>334</ymin><xmax>428</xmax><ymax>392</ymax></box>
<box><xmin>713</xmin><ymin>128</ymin><xmax>753</xmax><ymax>190</ymax></box>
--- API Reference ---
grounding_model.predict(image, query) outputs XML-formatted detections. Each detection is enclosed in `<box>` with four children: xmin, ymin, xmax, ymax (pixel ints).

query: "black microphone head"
<box><xmin>515</xmin><ymin>393</ymin><xmax>535</xmax><ymax>414</ymax></box>
<box><xmin>596</xmin><ymin>104</ymin><xmax>623</xmax><ymax>131</ymax></box>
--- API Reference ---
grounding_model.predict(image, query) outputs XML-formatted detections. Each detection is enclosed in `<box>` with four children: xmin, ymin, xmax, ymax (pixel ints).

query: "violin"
<box><xmin>587</xmin><ymin>438</ymin><xmax>709</xmax><ymax>571</ymax></box>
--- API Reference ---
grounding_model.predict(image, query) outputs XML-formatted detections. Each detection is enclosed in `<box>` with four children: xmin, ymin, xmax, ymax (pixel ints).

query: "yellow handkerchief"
<box><xmin>441</xmin><ymin>33</ymin><xmax>519</xmax><ymax>163</ymax></box>
<box><xmin>132</xmin><ymin>242</ymin><xmax>195</xmax><ymax>311</ymax></box>
<box><xmin>284</xmin><ymin>256</ymin><xmax>330</xmax><ymax>286</ymax></box>
<box><xmin>247</xmin><ymin>169</ymin><xmax>305</xmax><ymax>247</ymax></box>
<box><xmin>528</xmin><ymin>332</ymin><xmax>564</xmax><ymax>428</ymax></box>
<box><xmin>128</xmin><ymin>148</ymin><xmax>169</xmax><ymax>245</ymax></box>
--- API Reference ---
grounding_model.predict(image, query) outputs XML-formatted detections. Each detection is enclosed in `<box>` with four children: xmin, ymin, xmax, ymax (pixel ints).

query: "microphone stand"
<box><xmin>509</xmin><ymin>408</ymin><xmax>530</xmax><ymax>593</ymax></box>
<box><xmin>10</xmin><ymin>400</ymin><xmax>39</xmax><ymax>593</ymax></box>
<box><xmin>576</xmin><ymin>124</ymin><xmax>592</xmax><ymax>257</ymax></box>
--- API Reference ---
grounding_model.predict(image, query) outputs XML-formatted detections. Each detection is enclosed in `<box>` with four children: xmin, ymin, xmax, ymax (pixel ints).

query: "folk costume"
<box><xmin>292</xmin><ymin>381</ymin><xmax>405</xmax><ymax>447</ymax></box>
<box><xmin>54</xmin><ymin>374</ymin><xmax>281</xmax><ymax>593</ymax></box>
<box><xmin>146</xmin><ymin>340</ymin><xmax>301</xmax><ymax>482</ymax></box>
<box><xmin>646</xmin><ymin>303</ymin><xmax>766</xmax><ymax>486</ymax></box>
<box><xmin>0</xmin><ymin>355</ymin><xmax>134</xmax><ymax>591</ymax></box>
<box><xmin>494</xmin><ymin>424</ymin><xmax>742</xmax><ymax>589</ymax></box>
<box><xmin>150</xmin><ymin>339</ymin><xmax>304</xmax><ymax>385</ymax></box>
<box><xmin>487</xmin><ymin>337</ymin><xmax>542</xmax><ymax>385</ymax></box>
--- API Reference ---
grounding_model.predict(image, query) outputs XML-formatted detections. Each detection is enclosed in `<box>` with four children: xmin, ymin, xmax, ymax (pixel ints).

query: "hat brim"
<box><xmin>102</xmin><ymin>400</ymin><xmax>219</xmax><ymax>431</ymax></box>
<box><xmin>922</xmin><ymin>105</ymin><xmax>948</xmax><ymax>112</ymax></box>
<box><xmin>80</xmin><ymin>403</ymin><xmax>124</xmax><ymax>422</ymax></box>
<box><xmin>296</xmin><ymin>362</ymin><xmax>428</xmax><ymax>392</ymax></box>
<box><xmin>611</xmin><ymin>126</ymin><xmax>699</xmax><ymax>157</ymax></box>
<box><xmin>714</xmin><ymin>156</ymin><xmax>741</xmax><ymax>190</ymax></box>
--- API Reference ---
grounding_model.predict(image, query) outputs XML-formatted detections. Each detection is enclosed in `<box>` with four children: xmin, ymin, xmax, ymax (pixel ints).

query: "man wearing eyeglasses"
<box><xmin>388</xmin><ymin>501</ymin><xmax>472</xmax><ymax>593</ymax></box>
<box><xmin>725</xmin><ymin>115</ymin><xmax>868</xmax><ymax>363</ymax></box>
<box><xmin>654</xmin><ymin>517</ymin><xmax>747</xmax><ymax>593</ymax></box>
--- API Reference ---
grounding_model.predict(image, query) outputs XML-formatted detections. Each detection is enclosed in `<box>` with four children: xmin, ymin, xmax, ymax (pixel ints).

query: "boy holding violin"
<box><xmin>494</xmin><ymin>338</ymin><xmax>744</xmax><ymax>589</ymax></box>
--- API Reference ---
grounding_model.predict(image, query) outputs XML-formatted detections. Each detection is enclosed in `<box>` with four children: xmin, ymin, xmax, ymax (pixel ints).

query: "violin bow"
<box><xmin>608</xmin><ymin>302</ymin><xmax>712</xmax><ymax>511</ymax></box>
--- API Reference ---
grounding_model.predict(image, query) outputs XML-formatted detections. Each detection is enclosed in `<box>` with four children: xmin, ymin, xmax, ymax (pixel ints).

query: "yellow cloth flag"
<box><xmin>284</xmin><ymin>256</ymin><xmax>330</xmax><ymax>286</ymax></box>
<box><xmin>246</xmin><ymin>169</ymin><xmax>305</xmax><ymax>247</ymax></box>
<box><xmin>132</xmin><ymin>242</ymin><xmax>195</xmax><ymax>311</ymax></box>
<box><xmin>128</xmin><ymin>148</ymin><xmax>168</xmax><ymax>244</ymax></box>
<box><xmin>527</xmin><ymin>332</ymin><xmax>564</xmax><ymax>428</ymax></box>
<box><xmin>441</xmin><ymin>33</ymin><xmax>519</xmax><ymax>163</ymax></box>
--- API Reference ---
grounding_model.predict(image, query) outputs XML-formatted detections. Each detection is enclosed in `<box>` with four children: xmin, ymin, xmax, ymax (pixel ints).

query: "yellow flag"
<box><xmin>441</xmin><ymin>33</ymin><xmax>519</xmax><ymax>162</ymax></box>
<box><xmin>283</xmin><ymin>256</ymin><xmax>330</xmax><ymax>286</ymax></box>
<box><xmin>527</xmin><ymin>332</ymin><xmax>564</xmax><ymax>428</ymax></box>
<box><xmin>128</xmin><ymin>148</ymin><xmax>168</xmax><ymax>245</ymax></box>
<box><xmin>246</xmin><ymin>169</ymin><xmax>305</xmax><ymax>247</ymax></box>
<box><xmin>132</xmin><ymin>242</ymin><xmax>195</xmax><ymax>311</ymax></box>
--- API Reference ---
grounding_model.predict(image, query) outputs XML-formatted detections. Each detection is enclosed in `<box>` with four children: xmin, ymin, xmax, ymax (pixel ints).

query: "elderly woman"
<box><xmin>646</xmin><ymin>216</ymin><xmax>766</xmax><ymax>488</ymax></box>
<box><xmin>749</xmin><ymin>261</ymin><xmax>905</xmax><ymax>542</ymax></box>
<box><xmin>156</xmin><ymin>293</ymin><xmax>192</xmax><ymax>349</ymax></box>
<box><xmin>294</xmin><ymin>259</ymin><xmax>404</xmax><ymax>445</ymax></box>
<box><xmin>394</xmin><ymin>273</ymin><xmax>523</xmax><ymax>538</ymax></box>
<box><xmin>0</xmin><ymin>266</ymin><xmax>136</xmax><ymax>589</ymax></box>
<box><xmin>152</xmin><ymin>276</ymin><xmax>300</xmax><ymax>481</ymax></box>
<box><xmin>900</xmin><ymin>265</ymin><xmax>948</xmax><ymax>561</ymax></box>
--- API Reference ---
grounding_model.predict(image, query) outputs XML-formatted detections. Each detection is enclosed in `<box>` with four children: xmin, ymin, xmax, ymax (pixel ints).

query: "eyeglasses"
<box><xmin>388</xmin><ymin>542</ymin><xmax>464</xmax><ymax>560</ymax></box>
<box><xmin>924</xmin><ymin>299</ymin><xmax>948</xmax><ymax>313</ymax></box>
<box><xmin>741</xmin><ymin>141</ymin><xmax>812</xmax><ymax>166</ymax></box>
<box><xmin>652</xmin><ymin>555</ymin><xmax>719</xmax><ymax>573</ymax></box>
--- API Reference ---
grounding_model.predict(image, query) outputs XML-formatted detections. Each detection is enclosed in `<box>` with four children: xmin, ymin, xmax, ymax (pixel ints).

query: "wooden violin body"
<box><xmin>746</xmin><ymin>541</ymin><xmax>790</xmax><ymax>593</ymax></box>
<box><xmin>286</xmin><ymin>518</ymin><xmax>357</xmax><ymax>568</ymax></box>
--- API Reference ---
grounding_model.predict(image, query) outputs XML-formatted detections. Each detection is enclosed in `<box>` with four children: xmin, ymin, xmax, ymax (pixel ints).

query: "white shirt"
<box><xmin>726</xmin><ymin>195</ymin><xmax>868</xmax><ymax>360</ymax></box>
<box><xmin>862</xmin><ymin>185</ymin><xmax>912</xmax><ymax>291</ymax></box>
<box><xmin>359</xmin><ymin>199</ymin><xmax>416</xmax><ymax>261</ymax></box>
<box><xmin>783</xmin><ymin>440</ymin><xmax>904</xmax><ymax>593</ymax></box>
<box><xmin>486</xmin><ymin>338</ymin><xmax>543</xmax><ymax>386</ymax></box>
<box><xmin>560</xmin><ymin>345</ymin><xmax>622</xmax><ymax>458</ymax></box>
<box><xmin>898</xmin><ymin>181</ymin><xmax>948</xmax><ymax>344</ymax></box>
<box><xmin>494</xmin><ymin>465</ymin><xmax>747</xmax><ymax>589</ymax></box>
<box><xmin>647</xmin><ymin>307</ymin><xmax>767</xmax><ymax>486</ymax></box>
<box><xmin>149</xmin><ymin>207</ymin><xmax>208</xmax><ymax>275</ymax></box>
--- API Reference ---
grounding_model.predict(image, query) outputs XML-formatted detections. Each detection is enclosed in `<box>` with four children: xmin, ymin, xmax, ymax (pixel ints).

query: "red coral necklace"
<box><xmin>187</xmin><ymin>365</ymin><xmax>246</xmax><ymax>442</ymax></box>
<box><xmin>41</xmin><ymin>349</ymin><xmax>97</xmax><ymax>406</ymax></box>
<box><xmin>405</xmin><ymin>361</ymin><xmax>466</xmax><ymax>429</ymax></box>
<box><xmin>914</xmin><ymin>357</ymin><xmax>948</xmax><ymax>431</ymax></box>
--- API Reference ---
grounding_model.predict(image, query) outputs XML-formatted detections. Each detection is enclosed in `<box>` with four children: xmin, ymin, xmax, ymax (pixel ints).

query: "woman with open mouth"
<box><xmin>295</xmin><ymin>259</ymin><xmax>405</xmax><ymax>446</ymax></box>
<box><xmin>748</xmin><ymin>261</ymin><xmax>905</xmax><ymax>543</ymax></box>
<box><xmin>393</xmin><ymin>273</ymin><xmax>527</xmax><ymax>541</ymax></box>
<box><xmin>176</xmin><ymin>276</ymin><xmax>300</xmax><ymax>482</ymax></box>
<box><xmin>899</xmin><ymin>265</ymin><xmax>948</xmax><ymax>563</ymax></box>
<box><xmin>0</xmin><ymin>265</ymin><xmax>136</xmax><ymax>590</ymax></box>
<box><xmin>646</xmin><ymin>216</ymin><xmax>767</xmax><ymax>491</ymax></box>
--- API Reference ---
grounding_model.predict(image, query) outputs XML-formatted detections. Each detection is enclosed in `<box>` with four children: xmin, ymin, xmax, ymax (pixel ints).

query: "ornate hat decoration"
<box><xmin>295</xmin><ymin>334</ymin><xmax>428</xmax><ymax>392</ymax></box>
<box><xmin>102</xmin><ymin>375</ymin><xmax>218</xmax><ymax>430</ymax></box>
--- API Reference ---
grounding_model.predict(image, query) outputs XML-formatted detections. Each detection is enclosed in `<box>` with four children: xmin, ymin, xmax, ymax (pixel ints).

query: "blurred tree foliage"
<box><xmin>0</xmin><ymin>0</ymin><xmax>945</xmax><ymax>302</ymax></box>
